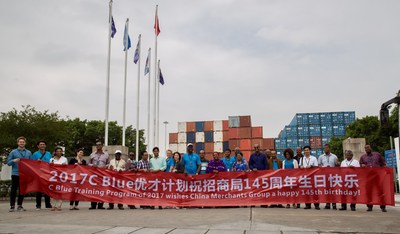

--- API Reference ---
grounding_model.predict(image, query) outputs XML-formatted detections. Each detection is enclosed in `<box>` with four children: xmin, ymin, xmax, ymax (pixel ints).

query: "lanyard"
<box><xmin>305</xmin><ymin>157</ymin><xmax>310</xmax><ymax>166</ymax></box>
<box><xmin>346</xmin><ymin>159</ymin><xmax>353</xmax><ymax>167</ymax></box>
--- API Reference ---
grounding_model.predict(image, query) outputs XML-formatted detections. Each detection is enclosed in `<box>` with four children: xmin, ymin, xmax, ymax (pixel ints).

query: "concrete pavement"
<box><xmin>1</xmin><ymin>198</ymin><xmax>400</xmax><ymax>234</ymax></box>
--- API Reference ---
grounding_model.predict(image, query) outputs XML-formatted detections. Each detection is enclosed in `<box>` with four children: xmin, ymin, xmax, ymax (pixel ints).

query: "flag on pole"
<box><xmin>144</xmin><ymin>49</ymin><xmax>150</xmax><ymax>75</ymax></box>
<box><xmin>154</xmin><ymin>6</ymin><xmax>161</xmax><ymax>36</ymax></box>
<box><xmin>159</xmin><ymin>68</ymin><xmax>164</xmax><ymax>85</ymax></box>
<box><xmin>133</xmin><ymin>37</ymin><xmax>140</xmax><ymax>64</ymax></box>
<box><xmin>111</xmin><ymin>16</ymin><xmax>117</xmax><ymax>38</ymax></box>
<box><xmin>123</xmin><ymin>23</ymin><xmax>131</xmax><ymax>51</ymax></box>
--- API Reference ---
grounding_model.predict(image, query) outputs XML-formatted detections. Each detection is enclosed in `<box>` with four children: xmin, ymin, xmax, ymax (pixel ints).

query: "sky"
<box><xmin>1</xmin><ymin>0</ymin><xmax>399</xmax><ymax>153</ymax></box>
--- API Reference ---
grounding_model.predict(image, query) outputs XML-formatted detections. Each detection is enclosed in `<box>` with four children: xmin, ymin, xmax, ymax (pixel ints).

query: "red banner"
<box><xmin>19</xmin><ymin>159</ymin><xmax>394</xmax><ymax>206</ymax></box>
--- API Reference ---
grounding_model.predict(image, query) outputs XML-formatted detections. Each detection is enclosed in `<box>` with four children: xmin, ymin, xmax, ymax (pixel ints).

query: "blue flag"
<box><xmin>123</xmin><ymin>24</ymin><xmax>131</xmax><ymax>51</ymax></box>
<box><xmin>144</xmin><ymin>49</ymin><xmax>150</xmax><ymax>75</ymax></box>
<box><xmin>159</xmin><ymin>68</ymin><xmax>165</xmax><ymax>85</ymax></box>
<box><xmin>133</xmin><ymin>39</ymin><xmax>140</xmax><ymax>64</ymax></box>
<box><xmin>111</xmin><ymin>16</ymin><xmax>117</xmax><ymax>38</ymax></box>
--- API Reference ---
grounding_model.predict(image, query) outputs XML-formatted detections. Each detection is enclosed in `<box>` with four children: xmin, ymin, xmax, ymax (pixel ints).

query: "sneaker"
<box><xmin>118</xmin><ymin>207</ymin><xmax>124</xmax><ymax>210</ymax></box>
<box><xmin>17</xmin><ymin>206</ymin><xmax>26</xmax><ymax>212</ymax></box>
<box><xmin>9</xmin><ymin>207</ymin><xmax>15</xmax><ymax>212</ymax></box>
<box><xmin>35</xmin><ymin>207</ymin><xmax>41</xmax><ymax>211</ymax></box>
<box><xmin>89</xmin><ymin>207</ymin><xmax>96</xmax><ymax>210</ymax></box>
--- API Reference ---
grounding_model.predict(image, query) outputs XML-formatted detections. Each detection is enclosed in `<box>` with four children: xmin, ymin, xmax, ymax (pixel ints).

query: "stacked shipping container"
<box><xmin>275</xmin><ymin>111</ymin><xmax>355</xmax><ymax>159</ymax></box>
<box><xmin>169</xmin><ymin>115</ymin><xmax>274</xmax><ymax>161</ymax></box>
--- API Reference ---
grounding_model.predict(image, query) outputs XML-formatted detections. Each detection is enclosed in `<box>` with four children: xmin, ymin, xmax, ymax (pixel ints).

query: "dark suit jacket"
<box><xmin>268</xmin><ymin>158</ymin><xmax>283</xmax><ymax>170</ymax></box>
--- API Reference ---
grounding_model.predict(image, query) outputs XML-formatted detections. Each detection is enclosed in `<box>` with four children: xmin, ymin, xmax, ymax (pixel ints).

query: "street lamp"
<box><xmin>163</xmin><ymin>121</ymin><xmax>169</xmax><ymax>154</ymax></box>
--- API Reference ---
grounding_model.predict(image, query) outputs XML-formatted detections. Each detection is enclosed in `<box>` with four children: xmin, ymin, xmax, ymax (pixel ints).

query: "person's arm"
<box><xmin>379</xmin><ymin>154</ymin><xmax>386</xmax><ymax>167</ymax></box>
<box><xmin>318</xmin><ymin>156</ymin><xmax>322</xmax><ymax>167</ymax></box>
<box><xmin>293</xmin><ymin>159</ymin><xmax>299</xmax><ymax>169</ymax></box>
<box><xmin>264</xmin><ymin>156</ymin><xmax>269</xmax><ymax>170</ymax></box>
<box><xmin>195</xmin><ymin>156</ymin><xmax>201</xmax><ymax>174</ymax></box>
<box><xmin>248</xmin><ymin>155</ymin><xmax>254</xmax><ymax>170</ymax></box>
<box><xmin>7</xmin><ymin>151</ymin><xmax>16</xmax><ymax>166</ymax></box>
<box><xmin>160</xmin><ymin>158</ymin><xmax>167</xmax><ymax>171</ymax></box>
<box><xmin>282</xmin><ymin>160</ymin><xmax>286</xmax><ymax>169</ymax></box>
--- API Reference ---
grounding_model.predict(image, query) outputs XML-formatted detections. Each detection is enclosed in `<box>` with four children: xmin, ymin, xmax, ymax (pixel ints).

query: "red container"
<box><xmin>205</xmin><ymin>153</ymin><xmax>213</xmax><ymax>161</ymax></box>
<box><xmin>205</xmin><ymin>142</ymin><xmax>214</xmax><ymax>153</ymax></box>
<box><xmin>240</xmin><ymin>139</ymin><xmax>252</xmax><ymax>151</ymax></box>
<box><xmin>228</xmin><ymin>128</ymin><xmax>240</xmax><ymax>139</ymax></box>
<box><xmin>263</xmin><ymin>138</ymin><xmax>275</xmax><ymax>150</ymax></box>
<box><xmin>186</xmin><ymin>122</ymin><xmax>196</xmax><ymax>132</ymax></box>
<box><xmin>239</xmin><ymin>115</ymin><xmax>252</xmax><ymax>127</ymax></box>
<box><xmin>242</xmin><ymin>151</ymin><xmax>252</xmax><ymax>161</ymax></box>
<box><xmin>251</xmin><ymin>139</ymin><xmax>263</xmax><ymax>149</ymax></box>
<box><xmin>222</xmin><ymin>120</ymin><xmax>229</xmax><ymax>131</ymax></box>
<box><xmin>251</xmin><ymin>126</ymin><xmax>263</xmax><ymax>139</ymax></box>
<box><xmin>169</xmin><ymin>133</ymin><xmax>178</xmax><ymax>144</ymax></box>
<box><xmin>239</xmin><ymin>127</ymin><xmax>252</xmax><ymax>139</ymax></box>
<box><xmin>204</xmin><ymin>121</ymin><xmax>214</xmax><ymax>131</ymax></box>
<box><xmin>222</xmin><ymin>131</ymin><xmax>229</xmax><ymax>141</ymax></box>
<box><xmin>310</xmin><ymin>136</ymin><xmax>322</xmax><ymax>149</ymax></box>
<box><xmin>229</xmin><ymin>139</ymin><xmax>240</xmax><ymax>149</ymax></box>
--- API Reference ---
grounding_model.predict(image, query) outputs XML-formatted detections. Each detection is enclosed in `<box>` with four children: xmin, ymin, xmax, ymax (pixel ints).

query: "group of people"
<box><xmin>6</xmin><ymin>136</ymin><xmax>387</xmax><ymax>212</ymax></box>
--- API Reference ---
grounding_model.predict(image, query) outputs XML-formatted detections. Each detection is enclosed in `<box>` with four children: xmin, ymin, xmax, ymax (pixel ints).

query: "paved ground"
<box><xmin>1</xmin><ymin>195</ymin><xmax>400</xmax><ymax>234</ymax></box>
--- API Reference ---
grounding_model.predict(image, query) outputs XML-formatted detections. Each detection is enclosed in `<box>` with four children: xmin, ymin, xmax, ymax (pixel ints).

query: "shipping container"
<box><xmin>228</xmin><ymin>116</ymin><xmax>240</xmax><ymax>128</ymax></box>
<box><xmin>178</xmin><ymin>122</ymin><xmax>186</xmax><ymax>133</ymax></box>
<box><xmin>169</xmin><ymin>144</ymin><xmax>178</xmax><ymax>152</ymax></box>
<box><xmin>186</xmin><ymin>132</ymin><xmax>195</xmax><ymax>143</ymax></box>
<box><xmin>310</xmin><ymin>149</ymin><xmax>317</xmax><ymax>157</ymax></box>
<box><xmin>321</xmin><ymin>137</ymin><xmax>331</xmax><ymax>145</ymax></box>
<box><xmin>205</xmin><ymin>142</ymin><xmax>214</xmax><ymax>153</ymax></box>
<box><xmin>297</xmin><ymin>126</ymin><xmax>309</xmax><ymax>137</ymax></box>
<box><xmin>319</xmin><ymin>112</ymin><xmax>332</xmax><ymax>124</ymax></box>
<box><xmin>296</xmin><ymin>113</ymin><xmax>309</xmax><ymax>125</ymax></box>
<box><xmin>239</xmin><ymin>115</ymin><xmax>252</xmax><ymax>127</ymax></box>
<box><xmin>213</xmin><ymin>131</ymin><xmax>223</xmax><ymax>142</ymax></box>
<box><xmin>344</xmin><ymin>111</ymin><xmax>356</xmax><ymax>125</ymax></box>
<box><xmin>240</xmin><ymin>139</ymin><xmax>252</xmax><ymax>151</ymax></box>
<box><xmin>309</xmin><ymin>125</ymin><xmax>321</xmax><ymax>136</ymax></box>
<box><xmin>178</xmin><ymin>132</ymin><xmax>186</xmax><ymax>143</ymax></box>
<box><xmin>196</xmin><ymin>142</ymin><xmax>205</xmax><ymax>152</ymax></box>
<box><xmin>242</xmin><ymin>151</ymin><xmax>252</xmax><ymax>161</ymax></box>
<box><xmin>228</xmin><ymin>128</ymin><xmax>240</xmax><ymax>139</ymax></box>
<box><xmin>333</xmin><ymin>124</ymin><xmax>346</xmax><ymax>136</ymax></box>
<box><xmin>178</xmin><ymin>143</ymin><xmax>186</xmax><ymax>154</ymax></box>
<box><xmin>332</xmin><ymin>112</ymin><xmax>344</xmax><ymax>123</ymax></box>
<box><xmin>285</xmin><ymin>126</ymin><xmax>298</xmax><ymax>137</ymax></box>
<box><xmin>276</xmin><ymin>150</ymin><xmax>285</xmax><ymax>160</ymax></box>
<box><xmin>315</xmin><ymin>149</ymin><xmax>324</xmax><ymax>158</ymax></box>
<box><xmin>279</xmin><ymin>130</ymin><xmax>287</xmax><ymax>138</ymax></box>
<box><xmin>251</xmin><ymin>126</ymin><xmax>263</xmax><ymax>139</ymax></box>
<box><xmin>195</xmin><ymin>121</ymin><xmax>205</xmax><ymax>132</ymax></box>
<box><xmin>223</xmin><ymin>131</ymin><xmax>229</xmax><ymax>141</ymax></box>
<box><xmin>205</xmin><ymin>153</ymin><xmax>213</xmax><ymax>161</ymax></box>
<box><xmin>251</xmin><ymin>139</ymin><xmax>263</xmax><ymax>149</ymax></box>
<box><xmin>320</xmin><ymin>124</ymin><xmax>333</xmax><ymax>137</ymax></box>
<box><xmin>286</xmin><ymin>138</ymin><xmax>299</xmax><ymax>149</ymax></box>
<box><xmin>310</xmin><ymin>136</ymin><xmax>322</xmax><ymax>149</ymax></box>
<box><xmin>214</xmin><ymin>142</ymin><xmax>224</xmax><ymax>152</ymax></box>
<box><xmin>204</xmin><ymin>121</ymin><xmax>214</xmax><ymax>131</ymax></box>
<box><xmin>213</xmin><ymin>120</ymin><xmax>223</xmax><ymax>131</ymax></box>
<box><xmin>239</xmin><ymin>127</ymin><xmax>252</xmax><ymax>139</ymax></box>
<box><xmin>223</xmin><ymin>141</ymin><xmax>230</xmax><ymax>151</ymax></box>
<box><xmin>297</xmin><ymin>138</ymin><xmax>310</xmax><ymax>148</ymax></box>
<box><xmin>308</xmin><ymin>114</ymin><xmax>321</xmax><ymax>125</ymax></box>
<box><xmin>205</xmin><ymin>131</ymin><xmax>214</xmax><ymax>142</ymax></box>
<box><xmin>229</xmin><ymin>139</ymin><xmax>240</xmax><ymax>150</ymax></box>
<box><xmin>222</xmin><ymin>120</ymin><xmax>229</xmax><ymax>131</ymax></box>
<box><xmin>169</xmin><ymin>133</ymin><xmax>178</xmax><ymax>144</ymax></box>
<box><xmin>186</xmin><ymin>122</ymin><xmax>196</xmax><ymax>132</ymax></box>
<box><xmin>263</xmin><ymin>138</ymin><xmax>275</xmax><ymax>150</ymax></box>
<box><xmin>274</xmin><ymin>138</ymin><xmax>287</xmax><ymax>149</ymax></box>
<box><xmin>195</xmin><ymin>132</ymin><xmax>205</xmax><ymax>142</ymax></box>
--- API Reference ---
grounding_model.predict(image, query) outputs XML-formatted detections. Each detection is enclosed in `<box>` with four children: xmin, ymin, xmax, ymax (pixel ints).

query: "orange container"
<box><xmin>228</xmin><ymin>128</ymin><xmax>240</xmax><ymax>139</ymax></box>
<box><xmin>239</xmin><ymin>115</ymin><xmax>252</xmax><ymax>127</ymax></box>
<box><xmin>310</xmin><ymin>136</ymin><xmax>322</xmax><ymax>149</ymax></box>
<box><xmin>251</xmin><ymin>126</ymin><xmax>263</xmax><ymax>139</ymax></box>
<box><xmin>240</xmin><ymin>139</ymin><xmax>252</xmax><ymax>151</ymax></box>
<box><xmin>169</xmin><ymin>133</ymin><xmax>178</xmax><ymax>144</ymax></box>
<box><xmin>223</xmin><ymin>131</ymin><xmax>229</xmax><ymax>141</ymax></box>
<box><xmin>186</xmin><ymin>122</ymin><xmax>196</xmax><ymax>132</ymax></box>
<box><xmin>205</xmin><ymin>142</ymin><xmax>214</xmax><ymax>153</ymax></box>
<box><xmin>204</xmin><ymin>121</ymin><xmax>214</xmax><ymax>131</ymax></box>
<box><xmin>222</xmin><ymin>120</ymin><xmax>229</xmax><ymax>131</ymax></box>
<box><xmin>229</xmin><ymin>139</ymin><xmax>240</xmax><ymax>149</ymax></box>
<box><xmin>205</xmin><ymin>153</ymin><xmax>213</xmax><ymax>161</ymax></box>
<box><xmin>242</xmin><ymin>151</ymin><xmax>252</xmax><ymax>161</ymax></box>
<box><xmin>239</xmin><ymin>127</ymin><xmax>252</xmax><ymax>139</ymax></box>
<box><xmin>263</xmin><ymin>138</ymin><xmax>275</xmax><ymax>150</ymax></box>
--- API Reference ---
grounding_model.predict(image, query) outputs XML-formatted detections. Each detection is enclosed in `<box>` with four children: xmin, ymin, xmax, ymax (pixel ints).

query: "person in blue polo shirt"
<box><xmin>181</xmin><ymin>143</ymin><xmax>201</xmax><ymax>175</ymax></box>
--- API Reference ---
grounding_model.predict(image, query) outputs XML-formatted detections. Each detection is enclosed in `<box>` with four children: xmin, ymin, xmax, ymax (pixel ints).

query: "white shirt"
<box><xmin>50</xmin><ymin>156</ymin><xmax>68</xmax><ymax>165</ymax></box>
<box><xmin>299</xmin><ymin>155</ymin><xmax>318</xmax><ymax>167</ymax></box>
<box><xmin>108</xmin><ymin>159</ymin><xmax>126</xmax><ymax>171</ymax></box>
<box><xmin>318</xmin><ymin>153</ymin><xmax>338</xmax><ymax>167</ymax></box>
<box><xmin>340</xmin><ymin>158</ymin><xmax>360</xmax><ymax>167</ymax></box>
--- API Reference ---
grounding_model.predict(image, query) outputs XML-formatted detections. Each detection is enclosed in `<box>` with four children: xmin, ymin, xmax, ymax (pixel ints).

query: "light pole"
<box><xmin>163</xmin><ymin>121</ymin><xmax>169</xmax><ymax>154</ymax></box>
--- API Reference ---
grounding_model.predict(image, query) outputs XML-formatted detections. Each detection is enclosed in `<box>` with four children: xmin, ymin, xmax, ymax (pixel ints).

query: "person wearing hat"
<box><xmin>88</xmin><ymin>141</ymin><xmax>109</xmax><ymax>210</ymax></box>
<box><xmin>181</xmin><ymin>143</ymin><xmax>201</xmax><ymax>176</ymax></box>
<box><xmin>107</xmin><ymin>150</ymin><xmax>126</xmax><ymax>210</ymax></box>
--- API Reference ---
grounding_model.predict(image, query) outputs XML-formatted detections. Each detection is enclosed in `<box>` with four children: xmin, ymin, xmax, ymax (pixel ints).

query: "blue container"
<box><xmin>276</xmin><ymin>149</ymin><xmax>285</xmax><ymax>160</ymax></box>
<box><xmin>332</xmin><ymin>112</ymin><xmax>345</xmax><ymax>123</ymax></box>
<box><xmin>286</xmin><ymin>138</ymin><xmax>299</xmax><ymax>149</ymax></box>
<box><xmin>196</xmin><ymin>142</ymin><xmax>205</xmax><ymax>152</ymax></box>
<box><xmin>296</xmin><ymin>113</ymin><xmax>309</xmax><ymax>125</ymax></box>
<box><xmin>228</xmin><ymin>116</ymin><xmax>240</xmax><ymax>128</ymax></box>
<box><xmin>320</xmin><ymin>124</ymin><xmax>333</xmax><ymax>137</ymax></box>
<box><xmin>279</xmin><ymin>130</ymin><xmax>287</xmax><ymax>138</ymax></box>
<box><xmin>297</xmin><ymin>126</ymin><xmax>309</xmax><ymax>137</ymax></box>
<box><xmin>186</xmin><ymin>132</ymin><xmax>195</xmax><ymax>143</ymax></box>
<box><xmin>205</xmin><ymin>131</ymin><xmax>214</xmax><ymax>142</ymax></box>
<box><xmin>321</xmin><ymin>137</ymin><xmax>331</xmax><ymax>145</ymax></box>
<box><xmin>195</xmin><ymin>121</ymin><xmax>205</xmax><ymax>132</ymax></box>
<box><xmin>308</xmin><ymin>114</ymin><xmax>321</xmax><ymax>125</ymax></box>
<box><xmin>333</xmin><ymin>124</ymin><xmax>346</xmax><ymax>136</ymax></box>
<box><xmin>285</xmin><ymin>126</ymin><xmax>298</xmax><ymax>137</ymax></box>
<box><xmin>343</xmin><ymin>111</ymin><xmax>356</xmax><ymax>125</ymax></box>
<box><xmin>223</xmin><ymin>141</ymin><xmax>230</xmax><ymax>151</ymax></box>
<box><xmin>309</xmin><ymin>125</ymin><xmax>321</xmax><ymax>136</ymax></box>
<box><xmin>298</xmin><ymin>138</ymin><xmax>310</xmax><ymax>147</ymax></box>
<box><xmin>274</xmin><ymin>138</ymin><xmax>287</xmax><ymax>149</ymax></box>
<box><xmin>319</xmin><ymin>112</ymin><xmax>332</xmax><ymax>124</ymax></box>
<box><xmin>290</xmin><ymin>115</ymin><xmax>297</xmax><ymax>126</ymax></box>
<box><xmin>315</xmin><ymin>149</ymin><xmax>324</xmax><ymax>158</ymax></box>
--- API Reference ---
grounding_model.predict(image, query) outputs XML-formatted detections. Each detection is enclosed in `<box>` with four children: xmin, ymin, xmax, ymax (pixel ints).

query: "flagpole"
<box><xmin>146</xmin><ymin>48</ymin><xmax>152</xmax><ymax>153</ymax></box>
<box><xmin>135</xmin><ymin>34</ymin><xmax>141</xmax><ymax>162</ymax></box>
<box><xmin>153</xmin><ymin>5</ymin><xmax>159</xmax><ymax>148</ymax></box>
<box><xmin>156</xmin><ymin>59</ymin><xmax>161</xmax><ymax>150</ymax></box>
<box><xmin>122</xmin><ymin>18</ymin><xmax>129</xmax><ymax>147</ymax></box>
<box><xmin>105</xmin><ymin>0</ymin><xmax>113</xmax><ymax>146</ymax></box>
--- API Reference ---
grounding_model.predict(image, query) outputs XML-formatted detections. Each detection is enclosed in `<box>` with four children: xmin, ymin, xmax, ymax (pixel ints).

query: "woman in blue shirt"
<box><xmin>233</xmin><ymin>152</ymin><xmax>248</xmax><ymax>172</ymax></box>
<box><xmin>282</xmin><ymin>148</ymin><xmax>299</xmax><ymax>209</ymax></box>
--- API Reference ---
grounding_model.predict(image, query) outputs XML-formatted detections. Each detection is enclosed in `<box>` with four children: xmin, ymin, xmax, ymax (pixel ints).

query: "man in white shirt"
<box><xmin>299</xmin><ymin>146</ymin><xmax>320</xmax><ymax>210</ymax></box>
<box><xmin>318</xmin><ymin>144</ymin><xmax>339</xmax><ymax>210</ymax></box>
<box><xmin>339</xmin><ymin>150</ymin><xmax>360</xmax><ymax>211</ymax></box>
<box><xmin>107</xmin><ymin>150</ymin><xmax>126</xmax><ymax>210</ymax></box>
